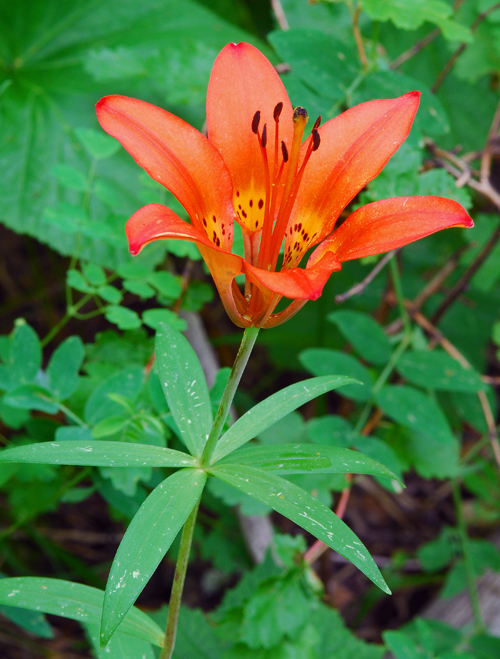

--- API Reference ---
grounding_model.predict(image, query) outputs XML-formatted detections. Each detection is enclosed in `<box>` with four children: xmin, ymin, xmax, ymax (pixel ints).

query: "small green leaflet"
<box><xmin>0</xmin><ymin>577</ymin><xmax>163</xmax><ymax>647</ymax></box>
<box><xmin>212</xmin><ymin>376</ymin><xmax>356</xmax><ymax>462</ymax></box>
<box><xmin>0</xmin><ymin>440</ymin><xmax>196</xmax><ymax>468</ymax></box>
<box><xmin>101</xmin><ymin>468</ymin><xmax>207</xmax><ymax>645</ymax></box>
<box><xmin>210</xmin><ymin>464</ymin><xmax>390</xmax><ymax>594</ymax></box>
<box><xmin>222</xmin><ymin>444</ymin><xmax>401</xmax><ymax>483</ymax></box>
<box><xmin>156</xmin><ymin>324</ymin><xmax>212</xmax><ymax>457</ymax></box>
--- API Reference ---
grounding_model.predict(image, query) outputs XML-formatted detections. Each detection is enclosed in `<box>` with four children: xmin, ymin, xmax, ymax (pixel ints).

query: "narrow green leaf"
<box><xmin>0</xmin><ymin>577</ymin><xmax>163</xmax><ymax>647</ymax></box>
<box><xmin>212</xmin><ymin>376</ymin><xmax>356</xmax><ymax>462</ymax></box>
<box><xmin>224</xmin><ymin>444</ymin><xmax>401</xmax><ymax>482</ymax></box>
<box><xmin>86</xmin><ymin>623</ymin><xmax>156</xmax><ymax>659</ymax></box>
<box><xmin>0</xmin><ymin>440</ymin><xmax>197</xmax><ymax>468</ymax></box>
<box><xmin>210</xmin><ymin>464</ymin><xmax>389</xmax><ymax>593</ymax></box>
<box><xmin>101</xmin><ymin>468</ymin><xmax>207</xmax><ymax>645</ymax></box>
<box><xmin>47</xmin><ymin>335</ymin><xmax>85</xmax><ymax>400</ymax></box>
<box><xmin>155</xmin><ymin>323</ymin><xmax>212</xmax><ymax>457</ymax></box>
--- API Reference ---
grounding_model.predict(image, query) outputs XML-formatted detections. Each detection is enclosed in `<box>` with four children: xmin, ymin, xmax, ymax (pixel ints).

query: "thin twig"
<box><xmin>271</xmin><ymin>0</ymin><xmax>289</xmax><ymax>30</ymax></box>
<box><xmin>351</xmin><ymin>2</ymin><xmax>369</xmax><ymax>72</ymax></box>
<box><xmin>335</xmin><ymin>249</ymin><xmax>398</xmax><ymax>303</ymax></box>
<box><xmin>480</xmin><ymin>97</ymin><xmax>500</xmax><ymax>187</ymax></box>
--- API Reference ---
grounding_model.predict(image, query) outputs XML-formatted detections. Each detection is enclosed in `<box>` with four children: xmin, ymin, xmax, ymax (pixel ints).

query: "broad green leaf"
<box><xmin>210</xmin><ymin>464</ymin><xmax>389</xmax><ymax>593</ymax></box>
<box><xmin>155</xmin><ymin>323</ymin><xmax>212</xmax><ymax>457</ymax></box>
<box><xmin>86</xmin><ymin>623</ymin><xmax>156</xmax><ymax>659</ymax></box>
<box><xmin>9</xmin><ymin>323</ymin><xmax>42</xmax><ymax>385</ymax></box>
<box><xmin>224</xmin><ymin>444</ymin><xmax>400</xmax><ymax>482</ymax></box>
<box><xmin>0</xmin><ymin>603</ymin><xmax>53</xmax><ymax>639</ymax></box>
<box><xmin>212</xmin><ymin>376</ymin><xmax>356</xmax><ymax>462</ymax></box>
<box><xmin>47</xmin><ymin>335</ymin><xmax>85</xmax><ymax>399</ymax></box>
<box><xmin>299</xmin><ymin>350</ymin><xmax>371</xmax><ymax>401</ymax></box>
<box><xmin>101</xmin><ymin>468</ymin><xmax>207</xmax><ymax>645</ymax></box>
<box><xmin>4</xmin><ymin>384</ymin><xmax>58</xmax><ymax>414</ymax></box>
<box><xmin>0</xmin><ymin>0</ymin><xmax>262</xmax><ymax>266</ymax></box>
<box><xmin>0</xmin><ymin>440</ymin><xmax>196</xmax><ymax>468</ymax></box>
<box><xmin>360</xmin><ymin>0</ymin><xmax>472</xmax><ymax>42</ymax></box>
<box><xmin>0</xmin><ymin>577</ymin><xmax>163</xmax><ymax>647</ymax></box>
<box><xmin>375</xmin><ymin>385</ymin><xmax>459</xmax><ymax>478</ymax></box>
<box><xmin>84</xmin><ymin>367</ymin><xmax>144</xmax><ymax>425</ymax></box>
<box><xmin>397</xmin><ymin>351</ymin><xmax>486</xmax><ymax>393</ymax></box>
<box><xmin>328</xmin><ymin>311</ymin><xmax>391</xmax><ymax>365</ymax></box>
<box><xmin>383</xmin><ymin>630</ymin><xmax>426</xmax><ymax>659</ymax></box>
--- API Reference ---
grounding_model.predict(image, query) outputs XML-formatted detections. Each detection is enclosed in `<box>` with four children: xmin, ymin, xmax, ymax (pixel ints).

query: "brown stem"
<box><xmin>352</xmin><ymin>3</ymin><xmax>369</xmax><ymax>72</ymax></box>
<box><xmin>335</xmin><ymin>249</ymin><xmax>398</xmax><ymax>303</ymax></box>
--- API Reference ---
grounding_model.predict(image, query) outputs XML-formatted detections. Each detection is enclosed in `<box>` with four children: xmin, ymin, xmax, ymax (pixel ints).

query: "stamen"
<box><xmin>252</xmin><ymin>110</ymin><xmax>261</xmax><ymax>134</ymax></box>
<box><xmin>312</xmin><ymin>115</ymin><xmax>322</xmax><ymax>131</ymax></box>
<box><xmin>293</xmin><ymin>107</ymin><xmax>308</xmax><ymax>122</ymax></box>
<box><xmin>281</xmin><ymin>141</ymin><xmax>289</xmax><ymax>163</ymax></box>
<box><xmin>312</xmin><ymin>129</ymin><xmax>320</xmax><ymax>151</ymax></box>
<box><xmin>273</xmin><ymin>102</ymin><xmax>283</xmax><ymax>121</ymax></box>
<box><xmin>261</xmin><ymin>123</ymin><xmax>267</xmax><ymax>148</ymax></box>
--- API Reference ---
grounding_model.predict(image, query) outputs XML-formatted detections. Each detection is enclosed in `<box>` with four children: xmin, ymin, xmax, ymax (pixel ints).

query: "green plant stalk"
<box><xmin>201</xmin><ymin>325</ymin><xmax>260</xmax><ymax>465</ymax></box>
<box><xmin>452</xmin><ymin>479</ymin><xmax>485</xmax><ymax>633</ymax></box>
<box><xmin>160</xmin><ymin>498</ymin><xmax>201</xmax><ymax>659</ymax></box>
<box><xmin>389</xmin><ymin>256</ymin><xmax>412</xmax><ymax>337</ymax></box>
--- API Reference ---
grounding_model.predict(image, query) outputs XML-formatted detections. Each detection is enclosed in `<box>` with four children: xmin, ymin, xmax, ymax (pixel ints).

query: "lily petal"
<box><xmin>96</xmin><ymin>95</ymin><xmax>234</xmax><ymax>251</ymax></box>
<box><xmin>206</xmin><ymin>42</ymin><xmax>294</xmax><ymax>234</ymax></box>
<box><xmin>285</xmin><ymin>93</ymin><xmax>421</xmax><ymax>266</ymax></box>
<box><xmin>126</xmin><ymin>204</ymin><xmax>247</xmax><ymax>325</ymax></box>
<box><xmin>309</xmin><ymin>196</ymin><xmax>474</xmax><ymax>265</ymax></box>
<box><xmin>244</xmin><ymin>252</ymin><xmax>341</xmax><ymax>300</ymax></box>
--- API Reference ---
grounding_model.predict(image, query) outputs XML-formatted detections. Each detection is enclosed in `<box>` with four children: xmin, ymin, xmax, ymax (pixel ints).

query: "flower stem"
<box><xmin>160</xmin><ymin>498</ymin><xmax>201</xmax><ymax>659</ymax></box>
<box><xmin>201</xmin><ymin>325</ymin><xmax>260</xmax><ymax>465</ymax></box>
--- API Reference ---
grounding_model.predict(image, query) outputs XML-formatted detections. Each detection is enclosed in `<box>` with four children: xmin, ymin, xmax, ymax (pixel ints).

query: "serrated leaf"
<box><xmin>82</xmin><ymin>262</ymin><xmax>106</xmax><ymax>286</ymax></box>
<box><xmin>155</xmin><ymin>323</ymin><xmax>212</xmax><ymax>457</ymax></box>
<box><xmin>210</xmin><ymin>464</ymin><xmax>389</xmax><ymax>593</ymax></box>
<box><xmin>224</xmin><ymin>444</ymin><xmax>400</xmax><ymax>482</ymax></box>
<box><xmin>75</xmin><ymin>127</ymin><xmax>121</xmax><ymax>160</ymax></box>
<box><xmin>328</xmin><ymin>311</ymin><xmax>391</xmax><ymax>365</ymax></box>
<box><xmin>123</xmin><ymin>280</ymin><xmax>156</xmax><ymax>298</ymax></box>
<box><xmin>47</xmin><ymin>335</ymin><xmax>85</xmax><ymax>399</ymax></box>
<box><xmin>299</xmin><ymin>350</ymin><xmax>371</xmax><ymax>402</ymax></box>
<box><xmin>142</xmin><ymin>309</ymin><xmax>187</xmax><ymax>332</ymax></box>
<box><xmin>212</xmin><ymin>376</ymin><xmax>356</xmax><ymax>462</ymax></box>
<box><xmin>0</xmin><ymin>440</ymin><xmax>196</xmax><ymax>468</ymax></box>
<box><xmin>397</xmin><ymin>351</ymin><xmax>486</xmax><ymax>392</ymax></box>
<box><xmin>101</xmin><ymin>468</ymin><xmax>206</xmax><ymax>645</ymax></box>
<box><xmin>0</xmin><ymin>577</ymin><xmax>163</xmax><ymax>647</ymax></box>
<box><xmin>98</xmin><ymin>284</ymin><xmax>123</xmax><ymax>304</ymax></box>
<box><xmin>67</xmin><ymin>268</ymin><xmax>93</xmax><ymax>293</ymax></box>
<box><xmin>147</xmin><ymin>271</ymin><xmax>182</xmax><ymax>298</ymax></box>
<box><xmin>105</xmin><ymin>306</ymin><xmax>142</xmax><ymax>330</ymax></box>
<box><xmin>360</xmin><ymin>0</ymin><xmax>472</xmax><ymax>42</ymax></box>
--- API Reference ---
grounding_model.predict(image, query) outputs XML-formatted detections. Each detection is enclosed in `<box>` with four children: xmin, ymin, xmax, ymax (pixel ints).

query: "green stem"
<box><xmin>452</xmin><ymin>479</ymin><xmax>484</xmax><ymax>633</ymax></box>
<box><xmin>201</xmin><ymin>325</ymin><xmax>260</xmax><ymax>465</ymax></box>
<box><xmin>160</xmin><ymin>498</ymin><xmax>201</xmax><ymax>659</ymax></box>
<box><xmin>390</xmin><ymin>257</ymin><xmax>412</xmax><ymax>337</ymax></box>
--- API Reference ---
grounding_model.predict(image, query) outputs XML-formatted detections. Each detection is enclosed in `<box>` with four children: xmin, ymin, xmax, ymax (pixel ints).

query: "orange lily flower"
<box><xmin>96</xmin><ymin>43</ymin><xmax>473</xmax><ymax>328</ymax></box>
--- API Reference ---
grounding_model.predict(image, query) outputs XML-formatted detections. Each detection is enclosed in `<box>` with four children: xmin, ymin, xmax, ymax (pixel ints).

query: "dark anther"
<box><xmin>313</xmin><ymin>115</ymin><xmax>322</xmax><ymax>131</ymax></box>
<box><xmin>261</xmin><ymin>124</ymin><xmax>267</xmax><ymax>148</ymax></box>
<box><xmin>252</xmin><ymin>111</ymin><xmax>261</xmax><ymax>134</ymax></box>
<box><xmin>273</xmin><ymin>102</ymin><xmax>283</xmax><ymax>121</ymax></box>
<box><xmin>312</xmin><ymin>129</ymin><xmax>320</xmax><ymax>151</ymax></box>
<box><xmin>293</xmin><ymin>106</ymin><xmax>308</xmax><ymax>122</ymax></box>
<box><xmin>281</xmin><ymin>140</ymin><xmax>289</xmax><ymax>163</ymax></box>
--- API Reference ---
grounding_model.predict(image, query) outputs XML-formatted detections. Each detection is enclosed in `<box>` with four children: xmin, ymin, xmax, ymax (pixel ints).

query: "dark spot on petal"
<box><xmin>213</xmin><ymin>215</ymin><xmax>217</xmax><ymax>223</ymax></box>
<box><xmin>236</xmin><ymin>190</ymin><xmax>240</xmax><ymax>197</ymax></box>
<box><xmin>202</xmin><ymin>217</ymin><xmax>207</xmax><ymax>227</ymax></box>
<box><xmin>242</xmin><ymin>210</ymin><xmax>247</xmax><ymax>218</ymax></box>
<box><xmin>258</xmin><ymin>199</ymin><xmax>264</xmax><ymax>210</ymax></box>
<box><xmin>249</xmin><ymin>199</ymin><xmax>253</xmax><ymax>208</ymax></box>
